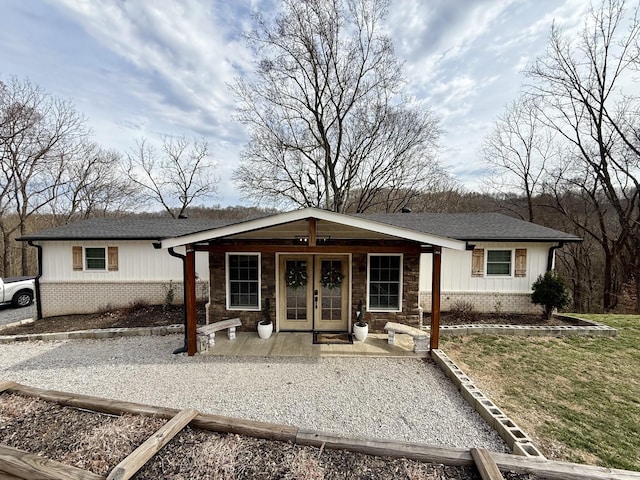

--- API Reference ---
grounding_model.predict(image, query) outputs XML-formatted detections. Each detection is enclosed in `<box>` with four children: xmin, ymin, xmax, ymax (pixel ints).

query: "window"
<box><xmin>85</xmin><ymin>247</ymin><xmax>106</xmax><ymax>270</ymax></box>
<box><xmin>73</xmin><ymin>246</ymin><xmax>118</xmax><ymax>271</ymax></box>
<box><xmin>368</xmin><ymin>254</ymin><xmax>402</xmax><ymax>311</ymax></box>
<box><xmin>227</xmin><ymin>253</ymin><xmax>260</xmax><ymax>309</ymax></box>
<box><xmin>486</xmin><ymin>250</ymin><xmax>512</xmax><ymax>276</ymax></box>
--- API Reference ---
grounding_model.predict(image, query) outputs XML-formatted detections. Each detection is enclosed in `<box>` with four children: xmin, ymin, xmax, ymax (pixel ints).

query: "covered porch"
<box><xmin>192</xmin><ymin>331</ymin><xmax>425</xmax><ymax>358</ymax></box>
<box><xmin>160</xmin><ymin>208</ymin><xmax>468</xmax><ymax>356</ymax></box>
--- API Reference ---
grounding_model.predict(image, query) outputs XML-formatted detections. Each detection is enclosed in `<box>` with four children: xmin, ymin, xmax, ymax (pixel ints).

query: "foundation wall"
<box><xmin>39</xmin><ymin>281</ymin><xmax>208</xmax><ymax>317</ymax></box>
<box><xmin>420</xmin><ymin>290</ymin><xmax>540</xmax><ymax>315</ymax></box>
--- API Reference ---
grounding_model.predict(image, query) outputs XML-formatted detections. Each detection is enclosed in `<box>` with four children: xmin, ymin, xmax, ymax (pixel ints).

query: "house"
<box><xmin>20</xmin><ymin>208</ymin><xmax>580</xmax><ymax>355</ymax></box>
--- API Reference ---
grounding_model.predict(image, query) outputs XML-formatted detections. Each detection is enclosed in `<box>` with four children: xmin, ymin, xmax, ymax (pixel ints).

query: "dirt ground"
<box><xmin>0</xmin><ymin>302</ymin><xmax>582</xmax><ymax>336</ymax></box>
<box><xmin>0</xmin><ymin>393</ymin><xmax>539</xmax><ymax>479</ymax></box>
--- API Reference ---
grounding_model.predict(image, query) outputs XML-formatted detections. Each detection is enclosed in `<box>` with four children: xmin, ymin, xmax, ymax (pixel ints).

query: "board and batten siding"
<box><xmin>40</xmin><ymin>241</ymin><xmax>209</xmax><ymax>282</ymax></box>
<box><xmin>37</xmin><ymin>241</ymin><xmax>209</xmax><ymax>317</ymax></box>
<box><xmin>419</xmin><ymin>242</ymin><xmax>554</xmax><ymax>314</ymax></box>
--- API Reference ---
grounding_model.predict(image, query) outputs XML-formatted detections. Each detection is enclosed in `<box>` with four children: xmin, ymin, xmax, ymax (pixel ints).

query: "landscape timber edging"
<box><xmin>431</xmin><ymin>348</ymin><xmax>545</xmax><ymax>460</ymax></box>
<box><xmin>429</xmin><ymin>316</ymin><xmax>617</xmax><ymax>338</ymax></box>
<box><xmin>1</xmin><ymin>380</ymin><xmax>639</xmax><ymax>480</ymax></box>
<box><xmin>0</xmin><ymin>324</ymin><xmax>184</xmax><ymax>344</ymax></box>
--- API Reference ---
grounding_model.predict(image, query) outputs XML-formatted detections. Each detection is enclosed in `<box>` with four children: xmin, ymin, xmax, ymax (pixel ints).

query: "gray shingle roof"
<box><xmin>18</xmin><ymin>217</ymin><xmax>235</xmax><ymax>241</ymax></box>
<box><xmin>357</xmin><ymin>212</ymin><xmax>581</xmax><ymax>242</ymax></box>
<box><xmin>19</xmin><ymin>211</ymin><xmax>581</xmax><ymax>243</ymax></box>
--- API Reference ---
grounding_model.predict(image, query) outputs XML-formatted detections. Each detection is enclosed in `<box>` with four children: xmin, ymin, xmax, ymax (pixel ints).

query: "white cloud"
<box><xmin>1</xmin><ymin>0</ymin><xmax>613</xmax><ymax>205</ymax></box>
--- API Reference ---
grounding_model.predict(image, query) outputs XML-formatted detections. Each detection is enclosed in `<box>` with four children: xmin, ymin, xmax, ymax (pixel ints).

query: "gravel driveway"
<box><xmin>0</xmin><ymin>334</ymin><xmax>508</xmax><ymax>452</ymax></box>
<box><xmin>0</xmin><ymin>303</ymin><xmax>35</xmax><ymax>327</ymax></box>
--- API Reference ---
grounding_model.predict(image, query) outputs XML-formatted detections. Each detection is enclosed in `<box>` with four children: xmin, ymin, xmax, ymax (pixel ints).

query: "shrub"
<box><xmin>162</xmin><ymin>281</ymin><xmax>176</xmax><ymax>309</ymax></box>
<box><xmin>449</xmin><ymin>300</ymin><xmax>477</xmax><ymax>322</ymax></box>
<box><xmin>531</xmin><ymin>271</ymin><xmax>570</xmax><ymax>319</ymax></box>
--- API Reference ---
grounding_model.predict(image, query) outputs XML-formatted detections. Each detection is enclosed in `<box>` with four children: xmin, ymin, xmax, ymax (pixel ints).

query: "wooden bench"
<box><xmin>197</xmin><ymin>318</ymin><xmax>242</xmax><ymax>352</ymax></box>
<box><xmin>384</xmin><ymin>321</ymin><xmax>429</xmax><ymax>353</ymax></box>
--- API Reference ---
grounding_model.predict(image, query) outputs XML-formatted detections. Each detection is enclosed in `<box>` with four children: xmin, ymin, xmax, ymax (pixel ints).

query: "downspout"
<box><xmin>547</xmin><ymin>242</ymin><xmax>564</xmax><ymax>272</ymax></box>
<box><xmin>167</xmin><ymin>246</ymin><xmax>188</xmax><ymax>354</ymax></box>
<box><xmin>27</xmin><ymin>241</ymin><xmax>43</xmax><ymax>320</ymax></box>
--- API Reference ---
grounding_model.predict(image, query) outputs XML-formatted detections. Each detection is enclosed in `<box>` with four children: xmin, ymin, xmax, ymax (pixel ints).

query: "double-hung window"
<box><xmin>85</xmin><ymin>247</ymin><xmax>106</xmax><ymax>271</ymax></box>
<box><xmin>486</xmin><ymin>250</ymin><xmax>512</xmax><ymax>276</ymax></box>
<box><xmin>227</xmin><ymin>253</ymin><xmax>260</xmax><ymax>310</ymax></box>
<box><xmin>368</xmin><ymin>254</ymin><xmax>402</xmax><ymax>311</ymax></box>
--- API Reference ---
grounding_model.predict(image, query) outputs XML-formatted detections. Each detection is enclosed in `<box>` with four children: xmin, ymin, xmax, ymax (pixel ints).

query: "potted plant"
<box><xmin>257</xmin><ymin>298</ymin><xmax>273</xmax><ymax>339</ymax></box>
<box><xmin>353</xmin><ymin>300</ymin><xmax>368</xmax><ymax>341</ymax></box>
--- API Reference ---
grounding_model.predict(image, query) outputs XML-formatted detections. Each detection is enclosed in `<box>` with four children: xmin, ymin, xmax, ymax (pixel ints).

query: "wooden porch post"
<box><xmin>430</xmin><ymin>246</ymin><xmax>442</xmax><ymax>350</ymax></box>
<box><xmin>185</xmin><ymin>245</ymin><xmax>197</xmax><ymax>356</ymax></box>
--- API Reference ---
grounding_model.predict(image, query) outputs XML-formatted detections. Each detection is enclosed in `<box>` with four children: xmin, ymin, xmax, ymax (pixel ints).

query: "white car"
<box><xmin>0</xmin><ymin>276</ymin><xmax>35</xmax><ymax>308</ymax></box>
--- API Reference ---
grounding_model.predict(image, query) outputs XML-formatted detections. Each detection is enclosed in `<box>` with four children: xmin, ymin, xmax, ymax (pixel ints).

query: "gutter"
<box><xmin>166</xmin><ymin>245</ymin><xmax>188</xmax><ymax>355</ymax></box>
<box><xmin>547</xmin><ymin>242</ymin><xmax>565</xmax><ymax>272</ymax></box>
<box><xmin>27</xmin><ymin>241</ymin><xmax>43</xmax><ymax>320</ymax></box>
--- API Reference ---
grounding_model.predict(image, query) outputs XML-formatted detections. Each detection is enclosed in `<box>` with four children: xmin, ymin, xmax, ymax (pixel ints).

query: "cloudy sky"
<box><xmin>0</xmin><ymin>0</ymin><xmax>593</xmax><ymax>207</ymax></box>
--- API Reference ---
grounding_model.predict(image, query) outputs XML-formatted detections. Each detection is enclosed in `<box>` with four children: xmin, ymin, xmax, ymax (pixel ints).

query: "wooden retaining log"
<box><xmin>107</xmin><ymin>409</ymin><xmax>198</xmax><ymax>480</ymax></box>
<box><xmin>0</xmin><ymin>381</ymin><xmax>17</xmax><ymax>394</ymax></box>
<box><xmin>3</xmin><ymin>382</ymin><xmax>299</xmax><ymax>443</ymax></box>
<box><xmin>296</xmin><ymin>429</ymin><xmax>473</xmax><ymax>466</ymax></box>
<box><xmin>0</xmin><ymin>444</ymin><xmax>104</xmax><ymax>480</ymax></box>
<box><xmin>472</xmin><ymin>448</ymin><xmax>505</xmax><ymax>480</ymax></box>
<box><xmin>2</xmin><ymin>381</ymin><xmax>640</xmax><ymax>480</ymax></box>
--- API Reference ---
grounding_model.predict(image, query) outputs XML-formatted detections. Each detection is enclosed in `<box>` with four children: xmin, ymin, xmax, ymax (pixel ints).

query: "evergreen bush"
<box><xmin>531</xmin><ymin>271</ymin><xmax>570</xmax><ymax>319</ymax></box>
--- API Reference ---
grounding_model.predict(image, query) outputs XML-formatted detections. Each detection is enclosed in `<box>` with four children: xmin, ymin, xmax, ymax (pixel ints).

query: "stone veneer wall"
<box><xmin>39</xmin><ymin>281</ymin><xmax>208</xmax><ymax>317</ymax></box>
<box><xmin>208</xmin><ymin>251</ymin><xmax>277</xmax><ymax>330</ymax></box>
<box><xmin>208</xmin><ymin>250</ymin><xmax>422</xmax><ymax>333</ymax></box>
<box><xmin>419</xmin><ymin>290</ymin><xmax>540</xmax><ymax>315</ymax></box>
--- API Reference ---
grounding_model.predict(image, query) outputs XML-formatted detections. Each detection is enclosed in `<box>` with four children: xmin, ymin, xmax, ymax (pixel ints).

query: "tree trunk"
<box><xmin>603</xmin><ymin>252</ymin><xmax>614</xmax><ymax>311</ymax></box>
<box><xmin>20</xmin><ymin>222</ymin><xmax>28</xmax><ymax>276</ymax></box>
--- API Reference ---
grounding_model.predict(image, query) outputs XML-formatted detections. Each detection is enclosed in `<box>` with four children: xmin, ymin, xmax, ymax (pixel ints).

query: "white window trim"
<box><xmin>366</xmin><ymin>253</ymin><xmax>403</xmax><ymax>313</ymax></box>
<box><xmin>226</xmin><ymin>252</ymin><xmax>262</xmax><ymax>311</ymax></box>
<box><xmin>485</xmin><ymin>248</ymin><xmax>514</xmax><ymax>278</ymax></box>
<box><xmin>84</xmin><ymin>246</ymin><xmax>107</xmax><ymax>272</ymax></box>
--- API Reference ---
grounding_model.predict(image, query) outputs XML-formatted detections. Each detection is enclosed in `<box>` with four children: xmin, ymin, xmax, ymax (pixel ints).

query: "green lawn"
<box><xmin>440</xmin><ymin>315</ymin><xmax>640</xmax><ymax>471</ymax></box>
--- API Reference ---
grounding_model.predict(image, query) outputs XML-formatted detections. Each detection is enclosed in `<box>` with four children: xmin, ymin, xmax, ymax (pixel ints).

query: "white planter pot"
<box><xmin>353</xmin><ymin>323</ymin><xmax>368</xmax><ymax>342</ymax></box>
<box><xmin>257</xmin><ymin>321</ymin><xmax>273</xmax><ymax>339</ymax></box>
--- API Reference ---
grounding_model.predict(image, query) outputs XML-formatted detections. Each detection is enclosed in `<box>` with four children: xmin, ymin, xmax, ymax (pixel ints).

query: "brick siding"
<box><xmin>419</xmin><ymin>290</ymin><xmax>540</xmax><ymax>315</ymax></box>
<box><xmin>39</xmin><ymin>281</ymin><xmax>208</xmax><ymax>317</ymax></box>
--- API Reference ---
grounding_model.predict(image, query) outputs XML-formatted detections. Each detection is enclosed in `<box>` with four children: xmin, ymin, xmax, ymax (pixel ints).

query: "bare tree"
<box><xmin>125</xmin><ymin>135</ymin><xmax>218</xmax><ymax>218</ymax></box>
<box><xmin>232</xmin><ymin>0</ymin><xmax>443</xmax><ymax>213</ymax></box>
<box><xmin>49</xmin><ymin>141</ymin><xmax>139</xmax><ymax>223</ymax></box>
<box><xmin>526</xmin><ymin>0</ymin><xmax>640</xmax><ymax>310</ymax></box>
<box><xmin>0</xmin><ymin>76</ymin><xmax>89</xmax><ymax>275</ymax></box>
<box><xmin>482</xmin><ymin>97</ymin><xmax>557</xmax><ymax>222</ymax></box>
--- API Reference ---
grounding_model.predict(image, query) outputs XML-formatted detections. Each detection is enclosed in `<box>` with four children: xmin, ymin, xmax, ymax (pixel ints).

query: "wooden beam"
<box><xmin>195</xmin><ymin>244</ymin><xmax>423</xmax><ymax>254</ymax></box>
<box><xmin>0</xmin><ymin>443</ymin><xmax>104</xmax><ymax>480</ymax></box>
<box><xmin>430</xmin><ymin>246</ymin><xmax>442</xmax><ymax>350</ymax></box>
<box><xmin>185</xmin><ymin>245</ymin><xmax>197</xmax><ymax>356</ymax></box>
<box><xmin>471</xmin><ymin>448</ymin><xmax>504</xmax><ymax>480</ymax></box>
<box><xmin>106</xmin><ymin>409</ymin><xmax>198</xmax><ymax>480</ymax></box>
<box><xmin>308</xmin><ymin>218</ymin><xmax>317</xmax><ymax>246</ymax></box>
<box><xmin>3</xmin><ymin>382</ymin><xmax>640</xmax><ymax>480</ymax></box>
<box><xmin>0</xmin><ymin>469</ymin><xmax>23</xmax><ymax>480</ymax></box>
<box><xmin>4</xmin><ymin>382</ymin><xmax>300</xmax><ymax>443</ymax></box>
<box><xmin>296</xmin><ymin>429</ymin><xmax>473</xmax><ymax>466</ymax></box>
<box><xmin>0</xmin><ymin>381</ymin><xmax>17</xmax><ymax>393</ymax></box>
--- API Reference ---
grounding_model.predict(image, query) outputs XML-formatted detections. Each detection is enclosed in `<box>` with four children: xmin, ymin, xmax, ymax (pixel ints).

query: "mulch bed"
<box><xmin>0</xmin><ymin>392</ymin><xmax>539</xmax><ymax>479</ymax></box>
<box><xmin>0</xmin><ymin>302</ymin><xmax>207</xmax><ymax>335</ymax></box>
<box><xmin>0</xmin><ymin>302</ymin><xmax>583</xmax><ymax>337</ymax></box>
<box><xmin>438</xmin><ymin>312</ymin><xmax>585</xmax><ymax>327</ymax></box>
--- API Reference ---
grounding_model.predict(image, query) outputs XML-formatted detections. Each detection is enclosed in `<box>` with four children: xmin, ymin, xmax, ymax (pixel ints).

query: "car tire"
<box><xmin>12</xmin><ymin>290</ymin><xmax>33</xmax><ymax>308</ymax></box>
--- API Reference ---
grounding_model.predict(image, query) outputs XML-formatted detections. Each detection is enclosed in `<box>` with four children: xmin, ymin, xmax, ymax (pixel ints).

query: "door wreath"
<box><xmin>285</xmin><ymin>263</ymin><xmax>308</xmax><ymax>289</ymax></box>
<box><xmin>320</xmin><ymin>265</ymin><xmax>343</xmax><ymax>290</ymax></box>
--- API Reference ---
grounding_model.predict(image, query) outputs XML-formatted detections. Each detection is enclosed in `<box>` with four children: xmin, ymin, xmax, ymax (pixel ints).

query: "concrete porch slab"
<box><xmin>200</xmin><ymin>332</ymin><xmax>424</xmax><ymax>358</ymax></box>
